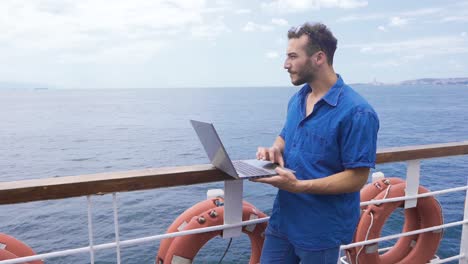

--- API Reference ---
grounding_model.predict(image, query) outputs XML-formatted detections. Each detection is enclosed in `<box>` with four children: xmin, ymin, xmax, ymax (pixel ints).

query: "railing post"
<box><xmin>112</xmin><ymin>193</ymin><xmax>121</xmax><ymax>264</ymax></box>
<box><xmin>405</xmin><ymin>160</ymin><xmax>420</xmax><ymax>209</ymax></box>
<box><xmin>86</xmin><ymin>196</ymin><xmax>95</xmax><ymax>264</ymax></box>
<box><xmin>222</xmin><ymin>180</ymin><xmax>243</xmax><ymax>238</ymax></box>
<box><xmin>460</xmin><ymin>177</ymin><xmax>468</xmax><ymax>264</ymax></box>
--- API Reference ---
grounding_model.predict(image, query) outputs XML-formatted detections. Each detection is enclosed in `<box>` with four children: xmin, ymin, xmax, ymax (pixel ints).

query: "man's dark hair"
<box><xmin>287</xmin><ymin>22</ymin><xmax>337</xmax><ymax>65</ymax></box>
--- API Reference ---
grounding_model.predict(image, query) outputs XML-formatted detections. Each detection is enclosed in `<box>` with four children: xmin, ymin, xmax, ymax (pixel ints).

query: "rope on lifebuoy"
<box><xmin>156</xmin><ymin>199</ymin><xmax>267</xmax><ymax>264</ymax></box>
<box><xmin>346</xmin><ymin>177</ymin><xmax>443</xmax><ymax>264</ymax></box>
<box><xmin>0</xmin><ymin>233</ymin><xmax>43</xmax><ymax>264</ymax></box>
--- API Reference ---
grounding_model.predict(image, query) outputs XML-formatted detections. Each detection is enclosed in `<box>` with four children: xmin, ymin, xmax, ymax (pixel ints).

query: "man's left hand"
<box><xmin>251</xmin><ymin>167</ymin><xmax>302</xmax><ymax>193</ymax></box>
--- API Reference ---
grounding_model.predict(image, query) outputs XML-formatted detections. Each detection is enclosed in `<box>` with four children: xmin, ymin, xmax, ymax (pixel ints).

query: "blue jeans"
<box><xmin>260</xmin><ymin>233</ymin><xmax>340</xmax><ymax>264</ymax></box>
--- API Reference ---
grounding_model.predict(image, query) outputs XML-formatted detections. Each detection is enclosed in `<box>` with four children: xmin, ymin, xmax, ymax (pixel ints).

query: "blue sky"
<box><xmin>0</xmin><ymin>0</ymin><xmax>467</xmax><ymax>89</ymax></box>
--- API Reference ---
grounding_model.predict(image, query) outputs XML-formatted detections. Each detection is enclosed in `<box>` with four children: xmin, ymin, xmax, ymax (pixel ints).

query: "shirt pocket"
<box><xmin>300</xmin><ymin>132</ymin><xmax>327</xmax><ymax>158</ymax></box>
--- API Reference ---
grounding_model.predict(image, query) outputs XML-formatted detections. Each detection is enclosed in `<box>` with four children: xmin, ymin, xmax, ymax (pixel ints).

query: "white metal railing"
<box><xmin>0</xmin><ymin>202</ymin><xmax>269</xmax><ymax>263</ymax></box>
<box><xmin>337</xmin><ymin>164</ymin><xmax>468</xmax><ymax>264</ymax></box>
<box><xmin>0</xmin><ymin>181</ymin><xmax>466</xmax><ymax>264</ymax></box>
<box><xmin>0</xmin><ymin>165</ymin><xmax>467</xmax><ymax>263</ymax></box>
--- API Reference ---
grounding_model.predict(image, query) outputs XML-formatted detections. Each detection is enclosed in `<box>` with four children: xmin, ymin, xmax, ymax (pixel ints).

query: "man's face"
<box><xmin>284</xmin><ymin>35</ymin><xmax>318</xmax><ymax>86</ymax></box>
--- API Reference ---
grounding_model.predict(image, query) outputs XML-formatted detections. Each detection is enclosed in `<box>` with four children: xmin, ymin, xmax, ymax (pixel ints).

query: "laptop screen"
<box><xmin>190</xmin><ymin>120</ymin><xmax>238</xmax><ymax>177</ymax></box>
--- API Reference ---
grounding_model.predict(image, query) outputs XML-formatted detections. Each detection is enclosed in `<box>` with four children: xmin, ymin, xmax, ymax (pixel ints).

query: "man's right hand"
<box><xmin>256</xmin><ymin>146</ymin><xmax>284</xmax><ymax>167</ymax></box>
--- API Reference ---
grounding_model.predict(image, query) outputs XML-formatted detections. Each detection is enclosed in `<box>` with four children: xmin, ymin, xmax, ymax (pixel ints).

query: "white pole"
<box><xmin>113</xmin><ymin>193</ymin><xmax>121</xmax><ymax>264</ymax></box>
<box><xmin>222</xmin><ymin>180</ymin><xmax>243</xmax><ymax>238</ymax></box>
<box><xmin>405</xmin><ymin>160</ymin><xmax>420</xmax><ymax>209</ymax></box>
<box><xmin>459</xmin><ymin>177</ymin><xmax>468</xmax><ymax>264</ymax></box>
<box><xmin>87</xmin><ymin>196</ymin><xmax>95</xmax><ymax>264</ymax></box>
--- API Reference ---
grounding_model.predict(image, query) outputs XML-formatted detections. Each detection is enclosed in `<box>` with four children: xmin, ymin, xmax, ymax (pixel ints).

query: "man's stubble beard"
<box><xmin>291</xmin><ymin>60</ymin><xmax>317</xmax><ymax>86</ymax></box>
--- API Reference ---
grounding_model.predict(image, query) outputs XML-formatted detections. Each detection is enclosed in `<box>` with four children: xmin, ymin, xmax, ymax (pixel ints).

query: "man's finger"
<box><xmin>278</xmin><ymin>155</ymin><xmax>285</xmax><ymax>167</ymax></box>
<box><xmin>275</xmin><ymin>167</ymin><xmax>283</xmax><ymax>174</ymax></box>
<box><xmin>251</xmin><ymin>175</ymin><xmax>281</xmax><ymax>184</ymax></box>
<box><xmin>275</xmin><ymin>167</ymin><xmax>289</xmax><ymax>175</ymax></box>
<box><xmin>269</xmin><ymin>149</ymin><xmax>276</xmax><ymax>163</ymax></box>
<box><xmin>256</xmin><ymin>148</ymin><xmax>262</xmax><ymax>160</ymax></box>
<box><xmin>256</xmin><ymin>147</ymin><xmax>267</xmax><ymax>160</ymax></box>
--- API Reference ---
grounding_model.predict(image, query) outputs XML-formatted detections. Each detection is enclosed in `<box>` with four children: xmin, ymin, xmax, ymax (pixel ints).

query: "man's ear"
<box><xmin>316</xmin><ymin>51</ymin><xmax>326</xmax><ymax>65</ymax></box>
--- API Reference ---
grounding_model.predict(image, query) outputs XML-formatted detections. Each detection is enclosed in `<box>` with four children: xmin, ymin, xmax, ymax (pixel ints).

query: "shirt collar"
<box><xmin>322</xmin><ymin>74</ymin><xmax>344</xmax><ymax>107</ymax></box>
<box><xmin>299</xmin><ymin>74</ymin><xmax>344</xmax><ymax>107</ymax></box>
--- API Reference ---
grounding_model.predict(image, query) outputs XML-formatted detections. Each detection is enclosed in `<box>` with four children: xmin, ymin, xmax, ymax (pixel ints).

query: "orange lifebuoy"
<box><xmin>346</xmin><ymin>177</ymin><xmax>443</xmax><ymax>264</ymax></box>
<box><xmin>357</xmin><ymin>177</ymin><xmax>420</xmax><ymax>264</ymax></box>
<box><xmin>156</xmin><ymin>197</ymin><xmax>225</xmax><ymax>263</ymax></box>
<box><xmin>157</xmin><ymin>199</ymin><xmax>267</xmax><ymax>264</ymax></box>
<box><xmin>0</xmin><ymin>233</ymin><xmax>43</xmax><ymax>264</ymax></box>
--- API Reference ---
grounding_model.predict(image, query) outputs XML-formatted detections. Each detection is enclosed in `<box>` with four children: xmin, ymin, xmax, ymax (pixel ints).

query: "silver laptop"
<box><xmin>190</xmin><ymin>120</ymin><xmax>293</xmax><ymax>179</ymax></box>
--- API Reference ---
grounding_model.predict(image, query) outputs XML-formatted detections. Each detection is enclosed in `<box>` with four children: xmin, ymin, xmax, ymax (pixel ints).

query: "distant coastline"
<box><xmin>1</xmin><ymin>77</ymin><xmax>468</xmax><ymax>90</ymax></box>
<box><xmin>353</xmin><ymin>77</ymin><xmax>468</xmax><ymax>86</ymax></box>
<box><xmin>399</xmin><ymin>77</ymin><xmax>468</xmax><ymax>85</ymax></box>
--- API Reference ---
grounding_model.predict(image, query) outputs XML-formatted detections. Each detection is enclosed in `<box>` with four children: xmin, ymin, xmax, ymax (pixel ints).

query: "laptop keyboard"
<box><xmin>232</xmin><ymin>160</ymin><xmax>271</xmax><ymax>177</ymax></box>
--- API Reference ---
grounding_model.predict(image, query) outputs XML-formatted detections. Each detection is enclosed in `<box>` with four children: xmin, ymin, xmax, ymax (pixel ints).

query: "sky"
<box><xmin>0</xmin><ymin>0</ymin><xmax>467</xmax><ymax>89</ymax></box>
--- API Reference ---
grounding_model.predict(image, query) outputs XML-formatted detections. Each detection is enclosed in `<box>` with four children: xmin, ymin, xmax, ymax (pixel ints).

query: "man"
<box><xmin>253</xmin><ymin>22</ymin><xmax>379</xmax><ymax>263</ymax></box>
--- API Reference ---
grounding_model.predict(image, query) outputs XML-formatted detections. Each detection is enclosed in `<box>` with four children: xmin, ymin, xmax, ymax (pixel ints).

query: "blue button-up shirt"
<box><xmin>268</xmin><ymin>75</ymin><xmax>379</xmax><ymax>250</ymax></box>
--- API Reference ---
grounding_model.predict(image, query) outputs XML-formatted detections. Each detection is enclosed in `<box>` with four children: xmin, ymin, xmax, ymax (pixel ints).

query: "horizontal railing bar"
<box><xmin>339</xmin><ymin>254</ymin><xmax>464</xmax><ymax>264</ymax></box>
<box><xmin>2</xmin><ymin>217</ymin><xmax>465</xmax><ymax>264</ymax></box>
<box><xmin>433</xmin><ymin>254</ymin><xmax>464</xmax><ymax>264</ymax></box>
<box><xmin>118</xmin><ymin>216</ymin><xmax>268</xmax><ymax>247</ymax></box>
<box><xmin>360</xmin><ymin>185</ymin><xmax>468</xmax><ymax>207</ymax></box>
<box><xmin>0</xmin><ymin>141</ymin><xmax>467</xmax><ymax>205</ymax></box>
<box><xmin>0</xmin><ymin>217</ymin><xmax>270</xmax><ymax>264</ymax></box>
<box><xmin>340</xmin><ymin>219</ymin><xmax>468</xmax><ymax>250</ymax></box>
<box><xmin>0</xmin><ymin>165</ymin><xmax>232</xmax><ymax>205</ymax></box>
<box><xmin>376</xmin><ymin>141</ymin><xmax>468</xmax><ymax>163</ymax></box>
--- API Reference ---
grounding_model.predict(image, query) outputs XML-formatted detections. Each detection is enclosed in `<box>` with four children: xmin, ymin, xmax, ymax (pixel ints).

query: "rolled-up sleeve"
<box><xmin>340</xmin><ymin>108</ymin><xmax>379</xmax><ymax>169</ymax></box>
<box><xmin>279</xmin><ymin>96</ymin><xmax>295</xmax><ymax>140</ymax></box>
<box><xmin>279</xmin><ymin>125</ymin><xmax>287</xmax><ymax>139</ymax></box>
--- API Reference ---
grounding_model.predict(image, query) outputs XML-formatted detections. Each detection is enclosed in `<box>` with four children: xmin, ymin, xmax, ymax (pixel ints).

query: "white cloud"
<box><xmin>401</xmin><ymin>54</ymin><xmax>425</xmax><ymax>61</ymax></box>
<box><xmin>57</xmin><ymin>40</ymin><xmax>166</xmax><ymax>64</ymax></box>
<box><xmin>462</xmin><ymin>32</ymin><xmax>467</xmax><ymax>37</ymax></box>
<box><xmin>400</xmin><ymin>7</ymin><xmax>443</xmax><ymax>17</ymax></box>
<box><xmin>337</xmin><ymin>13</ymin><xmax>384</xmax><ymax>22</ymax></box>
<box><xmin>191</xmin><ymin>16</ymin><xmax>230</xmax><ymax>39</ymax></box>
<box><xmin>372</xmin><ymin>60</ymin><xmax>400</xmax><ymax>68</ymax></box>
<box><xmin>235</xmin><ymin>9</ymin><xmax>252</xmax><ymax>14</ymax></box>
<box><xmin>338</xmin><ymin>7</ymin><xmax>444</xmax><ymax>23</ymax></box>
<box><xmin>271</xmin><ymin>18</ymin><xmax>289</xmax><ymax>26</ymax></box>
<box><xmin>441</xmin><ymin>16</ymin><xmax>468</xmax><ymax>22</ymax></box>
<box><xmin>344</xmin><ymin>35</ymin><xmax>468</xmax><ymax>57</ymax></box>
<box><xmin>261</xmin><ymin>0</ymin><xmax>367</xmax><ymax>13</ymax></box>
<box><xmin>266</xmin><ymin>51</ymin><xmax>279</xmax><ymax>58</ymax></box>
<box><xmin>378</xmin><ymin>26</ymin><xmax>387</xmax><ymax>32</ymax></box>
<box><xmin>371</xmin><ymin>54</ymin><xmax>424</xmax><ymax>68</ymax></box>
<box><xmin>448</xmin><ymin>59</ymin><xmax>464</xmax><ymax>70</ymax></box>
<box><xmin>389</xmin><ymin>16</ymin><xmax>408</xmax><ymax>27</ymax></box>
<box><xmin>243</xmin><ymin>22</ymin><xmax>256</xmax><ymax>32</ymax></box>
<box><xmin>242</xmin><ymin>22</ymin><xmax>274</xmax><ymax>32</ymax></box>
<box><xmin>0</xmin><ymin>0</ymin><xmax>228</xmax><ymax>63</ymax></box>
<box><xmin>276</xmin><ymin>37</ymin><xmax>287</xmax><ymax>45</ymax></box>
<box><xmin>329</xmin><ymin>0</ymin><xmax>368</xmax><ymax>9</ymax></box>
<box><xmin>360</xmin><ymin>47</ymin><xmax>373</xmax><ymax>53</ymax></box>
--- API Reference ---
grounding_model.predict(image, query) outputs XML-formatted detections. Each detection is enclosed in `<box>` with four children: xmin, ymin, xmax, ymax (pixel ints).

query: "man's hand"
<box><xmin>251</xmin><ymin>167</ymin><xmax>302</xmax><ymax>193</ymax></box>
<box><xmin>256</xmin><ymin>146</ymin><xmax>284</xmax><ymax>167</ymax></box>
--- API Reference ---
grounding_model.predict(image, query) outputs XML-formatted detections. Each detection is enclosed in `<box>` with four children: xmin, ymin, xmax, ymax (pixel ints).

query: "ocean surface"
<box><xmin>0</xmin><ymin>84</ymin><xmax>467</xmax><ymax>264</ymax></box>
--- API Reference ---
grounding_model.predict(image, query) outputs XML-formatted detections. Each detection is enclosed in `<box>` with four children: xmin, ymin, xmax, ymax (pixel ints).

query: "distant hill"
<box><xmin>399</xmin><ymin>77</ymin><xmax>468</xmax><ymax>85</ymax></box>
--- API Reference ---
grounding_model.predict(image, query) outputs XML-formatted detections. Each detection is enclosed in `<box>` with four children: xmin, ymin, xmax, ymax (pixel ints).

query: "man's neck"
<box><xmin>308</xmin><ymin>69</ymin><xmax>337</xmax><ymax>98</ymax></box>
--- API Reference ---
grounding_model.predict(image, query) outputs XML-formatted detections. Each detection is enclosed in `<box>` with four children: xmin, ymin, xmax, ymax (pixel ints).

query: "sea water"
<box><xmin>0</xmin><ymin>85</ymin><xmax>467</xmax><ymax>263</ymax></box>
